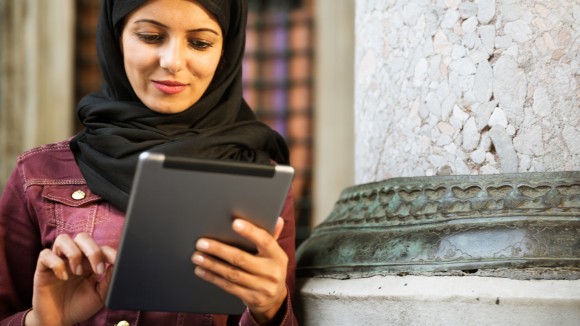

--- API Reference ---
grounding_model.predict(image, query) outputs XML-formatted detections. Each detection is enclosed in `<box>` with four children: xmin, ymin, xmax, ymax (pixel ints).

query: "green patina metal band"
<box><xmin>296</xmin><ymin>171</ymin><xmax>580</xmax><ymax>278</ymax></box>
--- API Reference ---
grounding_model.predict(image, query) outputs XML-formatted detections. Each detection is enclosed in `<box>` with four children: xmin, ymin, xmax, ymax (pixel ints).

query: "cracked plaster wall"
<box><xmin>355</xmin><ymin>0</ymin><xmax>580</xmax><ymax>184</ymax></box>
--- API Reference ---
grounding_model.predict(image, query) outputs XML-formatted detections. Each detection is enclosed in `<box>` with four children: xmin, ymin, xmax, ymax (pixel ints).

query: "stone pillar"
<box><xmin>0</xmin><ymin>0</ymin><xmax>75</xmax><ymax>189</ymax></box>
<box><xmin>355</xmin><ymin>0</ymin><xmax>579</xmax><ymax>180</ymax></box>
<box><xmin>297</xmin><ymin>1</ymin><xmax>580</xmax><ymax>324</ymax></box>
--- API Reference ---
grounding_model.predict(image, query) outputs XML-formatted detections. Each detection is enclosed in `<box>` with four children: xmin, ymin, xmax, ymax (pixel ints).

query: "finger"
<box><xmin>192</xmin><ymin>251</ymin><xmax>256</xmax><ymax>289</ymax></box>
<box><xmin>272</xmin><ymin>217</ymin><xmax>284</xmax><ymax>241</ymax></box>
<box><xmin>37</xmin><ymin>248</ymin><xmax>69</xmax><ymax>281</ymax></box>
<box><xmin>73</xmin><ymin>233</ymin><xmax>106</xmax><ymax>275</ymax></box>
<box><xmin>195</xmin><ymin>238</ymin><xmax>254</xmax><ymax>272</ymax></box>
<box><xmin>194</xmin><ymin>266</ymin><xmax>249</xmax><ymax>300</ymax></box>
<box><xmin>96</xmin><ymin>248</ymin><xmax>117</xmax><ymax>300</ymax></box>
<box><xmin>101</xmin><ymin>245</ymin><xmax>117</xmax><ymax>265</ymax></box>
<box><xmin>231</xmin><ymin>219</ymin><xmax>281</xmax><ymax>257</ymax></box>
<box><xmin>52</xmin><ymin>234</ymin><xmax>84</xmax><ymax>276</ymax></box>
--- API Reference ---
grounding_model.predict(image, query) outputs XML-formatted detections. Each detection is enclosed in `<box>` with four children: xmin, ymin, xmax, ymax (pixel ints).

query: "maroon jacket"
<box><xmin>0</xmin><ymin>140</ymin><xmax>297</xmax><ymax>325</ymax></box>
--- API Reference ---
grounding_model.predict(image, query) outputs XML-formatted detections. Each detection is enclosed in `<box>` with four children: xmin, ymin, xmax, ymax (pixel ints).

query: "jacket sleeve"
<box><xmin>0</xmin><ymin>166</ymin><xmax>42</xmax><ymax>325</ymax></box>
<box><xmin>236</xmin><ymin>187</ymin><xmax>299</xmax><ymax>326</ymax></box>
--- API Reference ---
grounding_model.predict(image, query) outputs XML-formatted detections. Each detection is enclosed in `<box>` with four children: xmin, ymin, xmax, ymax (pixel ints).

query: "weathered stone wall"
<box><xmin>355</xmin><ymin>0</ymin><xmax>580</xmax><ymax>183</ymax></box>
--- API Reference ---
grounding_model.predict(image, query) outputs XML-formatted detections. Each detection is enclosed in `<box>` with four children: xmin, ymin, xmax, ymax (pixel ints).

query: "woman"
<box><xmin>0</xmin><ymin>0</ymin><xmax>298</xmax><ymax>325</ymax></box>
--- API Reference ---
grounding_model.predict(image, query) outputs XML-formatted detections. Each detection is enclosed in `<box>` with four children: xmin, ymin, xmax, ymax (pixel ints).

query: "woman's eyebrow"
<box><xmin>133</xmin><ymin>19</ymin><xmax>220</xmax><ymax>36</ymax></box>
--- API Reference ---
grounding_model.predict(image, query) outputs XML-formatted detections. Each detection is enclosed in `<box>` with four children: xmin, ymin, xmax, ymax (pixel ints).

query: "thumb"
<box><xmin>272</xmin><ymin>217</ymin><xmax>285</xmax><ymax>240</ymax></box>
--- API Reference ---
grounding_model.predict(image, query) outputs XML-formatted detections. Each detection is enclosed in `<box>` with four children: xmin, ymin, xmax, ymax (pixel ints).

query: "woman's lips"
<box><xmin>152</xmin><ymin>80</ymin><xmax>188</xmax><ymax>95</ymax></box>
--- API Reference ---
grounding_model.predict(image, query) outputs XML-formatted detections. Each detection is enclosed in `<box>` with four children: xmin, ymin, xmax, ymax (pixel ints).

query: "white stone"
<box><xmin>428</xmin><ymin>154</ymin><xmax>446</xmax><ymax>167</ymax></box>
<box><xmin>488</xmin><ymin>107</ymin><xmax>508</xmax><ymax>128</ymax></box>
<box><xmin>480</xmin><ymin>131</ymin><xmax>492</xmax><ymax>151</ymax></box>
<box><xmin>492</xmin><ymin>57</ymin><xmax>527</xmax><ymax>127</ymax></box>
<box><xmin>441</xmin><ymin>9</ymin><xmax>460</xmax><ymax>29</ymax></box>
<box><xmin>441</xmin><ymin>95</ymin><xmax>456</xmax><ymax>121</ymax></box>
<box><xmin>485</xmin><ymin>152</ymin><xmax>496</xmax><ymax>164</ymax></box>
<box><xmin>437</xmin><ymin>134</ymin><xmax>453</xmax><ymax>146</ymax></box>
<box><xmin>469</xmin><ymin>49</ymin><xmax>490</xmax><ymax>64</ymax></box>
<box><xmin>462</xmin><ymin>17</ymin><xmax>479</xmax><ymax>34</ymax></box>
<box><xmin>562</xmin><ymin>124</ymin><xmax>580</xmax><ymax>154</ymax></box>
<box><xmin>459</xmin><ymin>2</ymin><xmax>478</xmax><ymax>19</ymax></box>
<box><xmin>488</xmin><ymin>126</ymin><xmax>518</xmax><ymax>173</ymax></box>
<box><xmin>513</xmin><ymin>124</ymin><xmax>544</xmax><ymax>156</ymax></box>
<box><xmin>475</xmin><ymin>101</ymin><xmax>497</xmax><ymax>131</ymax></box>
<box><xmin>480</xmin><ymin>164</ymin><xmax>500</xmax><ymax>174</ymax></box>
<box><xmin>470</xmin><ymin>149</ymin><xmax>486</xmax><ymax>164</ymax></box>
<box><xmin>463</xmin><ymin>32</ymin><xmax>478</xmax><ymax>49</ymax></box>
<box><xmin>402</xmin><ymin>3</ymin><xmax>422</xmax><ymax>26</ymax></box>
<box><xmin>504</xmin><ymin>20</ymin><xmax>533</xmax><ymax>43</ymax></box>
<box><xmin>426</xmin><ymin>92</ymin><xmax>441</xmax><ymax>118</ymax></box>
<box><xmin>534</xmin><ymin>4</ymin><xmax>550</xmax><ymax>18</ymax></box>
<box><xmin>476</xmin><ymin>0</ymin><xmax>496</xmax><ymax>24</ymax></box>
<box><xmin>532</xmin><ymin>87</ymin><xmax>551</xmax><ymax>117</ymax></box>
<box><xmin>438</xmin><ymin>121</ymin><xmax>455</xmax><ymax>136</ymax></box>
<box><xmin>451</xmin><ymin>44</ymin><xmax>467</xmax><ymax>59</ymax></box>
<box><xmin>478</xmin><ymin>25</ymin><xmax>495</xmax><ymax>54</ymax></box>
<box><xmin>413</xmin><ymin>58</ymin><xmax>428</xmax><ymax>87</ymax></box>
<box><xmin>433</xmin><ymin>30</ymin><xmax>451</xmax><ymax>55</ymax></box>
<box><xmin>519</xmin><ymin>154</ymin><xmax>532</xmax><ymax>172</ymax></box>
<box><xmin>450</xmin><ymin>105</ymin><xmax>469</xmax><ymax>130</ymax></box>
<box><xmin>505</xmin><ymin>43</ymin><xmax>519</xmax><ymax>57</ymax></box>
<box><xmin>495</xmin><ymin>35</ymin><xmax>512</xmax><ymax>49</ymax></box>
<box><xmin>455</xmin><ymin>158</ymin><xmax>471</xmax><ymax>174</ymax></box>
<box><xmin>506</xmin><ymin>124</ymin><xmax>516</xmax><ymax>136</ymax></box>
<box><xmin>435</xmin><ymin>79</ymin><xmax>450</xmax><ymax>102</ymax></box>
<box><xmin>444</xmin><ymin>0</ymin><xmax>461</xmax><ymax>10</ymax></box>
<box><xmin>474</xmin><ymin>60</ymin><xmax>493</xmax><ymax>103</ymax></box>
<box><xmin>500</xmin><ymin>2</ymin><xmax>523</xmax><ymax>22</ymax></box>
<box><xmin>462</xmin><ymin>117</ymin><xmax>480</xmax><ymax>152</ymax></box>
<box><xmin>449</xmin><ymin>57</ymin><xmax>476</xmax><ymax>75</ymax></box>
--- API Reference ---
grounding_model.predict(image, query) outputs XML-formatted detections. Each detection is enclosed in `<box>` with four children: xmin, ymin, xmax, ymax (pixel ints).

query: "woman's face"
<box><xmin>121</xmin><ymin>0</ymin><xmax>223</xmax><ymax>114</ymax></box>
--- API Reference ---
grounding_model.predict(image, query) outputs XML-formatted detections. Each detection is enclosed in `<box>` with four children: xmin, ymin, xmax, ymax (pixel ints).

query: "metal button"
<box><xmin>116</xmin><ymin>321</ymin><xmax>130</xmax><ymax>326</ymax></box>
<box><xmin>71</xmin><ymin>190</ymin><xmax>86</xmax><ymax>200</ymax></box>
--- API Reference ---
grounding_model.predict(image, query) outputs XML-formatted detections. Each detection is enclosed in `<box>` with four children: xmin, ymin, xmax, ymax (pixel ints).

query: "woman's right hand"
<box><xmin>25</xmin><ymin>233</ymin><xmax>116</xmax><ymax>326</ymax></box>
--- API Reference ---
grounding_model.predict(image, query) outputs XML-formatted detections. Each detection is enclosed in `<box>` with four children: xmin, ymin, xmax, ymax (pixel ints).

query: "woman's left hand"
<box><xmin>191</xmin><ymin>217</ymin><xmax>288</xmax><ymax>324</ymax></box>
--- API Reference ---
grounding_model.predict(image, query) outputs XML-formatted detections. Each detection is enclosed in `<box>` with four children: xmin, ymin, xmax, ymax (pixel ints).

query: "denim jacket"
<box><xmin>0</xmin><ymin>140</ymin><xmax>297</xmax><ymax>326</ymax></box>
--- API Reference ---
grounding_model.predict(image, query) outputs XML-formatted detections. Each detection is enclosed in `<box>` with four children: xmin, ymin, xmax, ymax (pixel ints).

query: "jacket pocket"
<box><xmin>43</xmin><ymin>185</ymin><xmax>106</xmax><ymax>235</ymax></box>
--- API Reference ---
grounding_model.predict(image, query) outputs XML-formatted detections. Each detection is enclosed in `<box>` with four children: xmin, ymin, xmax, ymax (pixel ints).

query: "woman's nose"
<box><xmin>159</xmin><ymin>40</ymin><xmax>185</xmax><ymax>74</ymax></box>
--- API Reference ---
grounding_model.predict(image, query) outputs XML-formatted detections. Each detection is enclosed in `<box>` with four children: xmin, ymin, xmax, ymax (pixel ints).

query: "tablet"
<box><xmin>105</xmin><ymin>151</ymin><xmax>294</xmax><ymax>314</ymax></box>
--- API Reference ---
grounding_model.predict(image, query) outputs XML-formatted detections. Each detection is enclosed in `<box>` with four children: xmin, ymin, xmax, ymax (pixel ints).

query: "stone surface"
<box><xmin>355</xmin><ymin>0</ymin><xmax>580</xmax><ymax>182</ymax></box>
<box><xmin>298</xmin><ymin>276</ymin><xmax>580</xmax><ymax>326</ymax></box>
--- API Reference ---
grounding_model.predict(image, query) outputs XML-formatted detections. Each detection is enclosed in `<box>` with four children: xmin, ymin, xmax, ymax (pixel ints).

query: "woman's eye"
<box><xmin>189</xmin><ymin>40</ymin><xmax>212</xmax><ymax>50</ymax></box>
<box><xmin>136</xmin><ymin>33</ymin><xmax>164</xmax><ymax>43</ymax></box>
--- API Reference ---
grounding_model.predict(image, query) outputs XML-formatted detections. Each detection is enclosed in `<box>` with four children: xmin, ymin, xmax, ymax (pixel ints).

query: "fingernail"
<box><xmin>233</xmin><ymin>219</ymin><xmax>245</xmax><ymax>231</ymax></box>
<box><xmin>195</xmin><ymin>267</ymin><xmax>206</xmax><ymax>277</ymax></box>
<box><xmin>75</xmin><ymin>265</ymin><xmax>83</xmax><ymax>276</ymax></box>
<box><xmin>196</xmin><ymin>239</ymin><xmax>209</xmax><ymax>250</ymax></box>
<box><xmin>60</xmin><ymin>271</ymin><xmax>69</xmax><ymax>281</ymax></box>
<box><xmin>96</xmin><ymin>262</ymin><xmax>105</xmax><ymax>275</ymax></box>
<box><xmin>193</xmin><ymin>253</ymin><xmax>204</xmax><ymax>264</ymax></box>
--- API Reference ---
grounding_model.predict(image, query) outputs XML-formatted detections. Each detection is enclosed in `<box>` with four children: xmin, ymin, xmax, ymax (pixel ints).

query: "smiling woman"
<box><xmin>120</xmin><ymin>0</ymin><xmax>224</xmax><ymax>113</ymax></box>
<box><xmin>0</xmin><ymin>0</ymin><xmax>298</xmax><ymax>325</ymax></box>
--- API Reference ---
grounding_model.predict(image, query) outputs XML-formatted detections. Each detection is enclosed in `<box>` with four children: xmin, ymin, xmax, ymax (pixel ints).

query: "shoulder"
<box><xmin>16</xmin><ymin>139</ymin><xmax>84</xmax><ymax>186</ymax></box>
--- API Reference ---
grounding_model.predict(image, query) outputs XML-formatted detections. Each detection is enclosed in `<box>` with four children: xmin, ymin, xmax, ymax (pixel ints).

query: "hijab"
<box><xmin>70</xmin><ymin>0</ymin><xmax>290</xmax><ymax>211</ymax></box>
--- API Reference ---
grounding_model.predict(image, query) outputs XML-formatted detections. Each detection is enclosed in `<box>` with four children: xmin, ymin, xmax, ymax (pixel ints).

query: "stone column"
<box><xmin>355</xmin><ymin>0</ymin><xmax>579</xmax><ymax>180</ymax></box>
<box><xmin>297</xmin><ymin>1</ymin><xmax>580</xmax><ymax>324</ymax></box>
<box><xmin>0</xmin><ymin>0</ymin><xmax>75</xmax><ymax>189</ymax></box>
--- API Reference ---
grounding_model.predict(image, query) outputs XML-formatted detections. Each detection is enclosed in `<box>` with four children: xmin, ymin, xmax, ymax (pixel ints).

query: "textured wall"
<box><xmin>355</xmin><ymin>0</ymin><xmax>580</xmax><ymax>183</ymax></box>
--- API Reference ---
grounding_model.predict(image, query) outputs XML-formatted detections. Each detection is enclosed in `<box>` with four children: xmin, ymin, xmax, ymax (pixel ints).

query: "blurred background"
<box><xmin>0</xmin><ymin>0</ymin><xmax>354</xmax><ymax>246</ymax></box>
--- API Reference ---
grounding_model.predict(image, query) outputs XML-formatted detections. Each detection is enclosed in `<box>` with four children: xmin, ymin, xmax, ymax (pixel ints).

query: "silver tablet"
<box><xmin>105</xmin><ymin>151</ymin><xmax>294</xmax><ymax>314</ymax></box>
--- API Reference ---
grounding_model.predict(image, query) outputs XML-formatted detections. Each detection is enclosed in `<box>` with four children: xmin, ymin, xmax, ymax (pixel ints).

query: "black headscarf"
<box><xmin>70</xmin><ymin>0</ymin><xmax>290</xmax><ymax>211</ymax></box>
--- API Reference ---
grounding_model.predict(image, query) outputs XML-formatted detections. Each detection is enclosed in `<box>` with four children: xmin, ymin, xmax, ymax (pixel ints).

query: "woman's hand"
<box><xmin>192</xmin><ymin>217</ymin><xmax>288</xmax><ymax>325</ymax></box>
<box><xmin>25</xmin><ymin>233</ymin><xmax>116</xmax><ymax>326</ymax></box>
